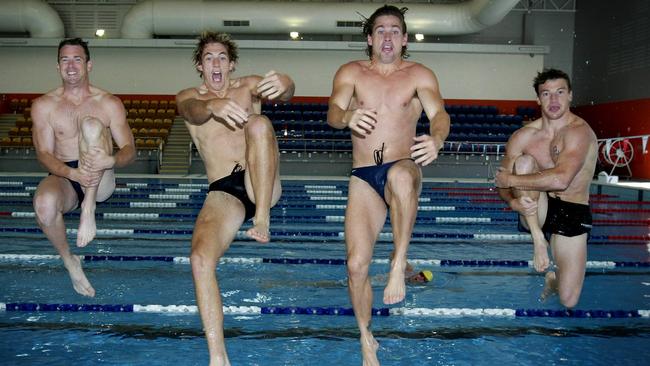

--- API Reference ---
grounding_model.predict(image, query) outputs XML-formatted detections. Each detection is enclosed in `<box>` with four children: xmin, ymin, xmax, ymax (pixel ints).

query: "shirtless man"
<box><xmin>31</xmin><ymin>38</ymin><xmax>135</xmax><ymax>297</ymax></box>
<box><xmin>327</xmin><ymin>6</ymin><xmax>450</xmax><ymax>365</ymax></box>
<box><xmin>176</xmin><ymin>31</ymin><xmax>293</xmax><ymax>366</ymax></box>
<box><xmin>495</xmin><ymin>68</ymin><xmax>597</xmax><ymax>308</ymax></box>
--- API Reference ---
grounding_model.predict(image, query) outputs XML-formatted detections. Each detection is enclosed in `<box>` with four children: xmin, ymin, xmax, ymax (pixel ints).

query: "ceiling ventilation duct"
<box><xmin>121</xmin><ymin>0</ymin><xmax>520</xmax><ymax>39</ymax></box>
<box><xmin>0</xmin><ymin>0</ymin><xmax>64</xmax><ymax>38</ymax></box>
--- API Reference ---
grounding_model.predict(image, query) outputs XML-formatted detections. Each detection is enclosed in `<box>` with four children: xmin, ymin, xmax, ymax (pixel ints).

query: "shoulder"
<box><xmin>91</xmin><ymin>87</ymin><xmax>124</xmax><ymax>111</ymax></box>
<box><xmin>404</xmin><ymin>62</ymin><xmax>438</xmax><ymax>85</ymax></box>
<box><xmin>176</xmin><ymin>86</ymin><xmax>201</xmax><ymax>102</ymax></box>
<box><xmin>338</xmin><ymin>60</ymin><xmax>366</xmax><ymax>74</ymax></box>
<box><xmin>404</xmin><ymin>60</ymin><xmax>429</xmax><ymax>71</ymax></box>
<box><xmin>334</xmin><ymin>60</ymin><xmax>366</xmax><ymax>82</ymax></box>
<box><xmin>32</xmin><ymin>89</ymin><xmax>61</xmax><ymax>112</ymax></box>
<box><xmin>508</xmin><ymin>120</ymin><xmax>541</xmax><ymax>144</ymax></box>
<box><xmin>566</xmin><ymin>114</ymin><xmax>596</xmax><ymax>141</ymax></box>
<box><xmin>238</xmin><ymin>75</ymin><xmax>263</xmax><ymax>89</ymax></box>
<box><xmin>403</xmin><ymin>61</ymin><xmax>433</xmax><ymax>75</ymax></box>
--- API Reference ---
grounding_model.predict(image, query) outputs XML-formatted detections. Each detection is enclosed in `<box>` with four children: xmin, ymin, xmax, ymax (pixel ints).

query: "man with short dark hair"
<box><xmin>31</xmin><ymin>38</ymin><xmax>135</xmax><ymax>297</ymax></box>
<box><xmin>496</xmin><ymin>68</ymin><xmax>598</xmax><ymax>308</ymax></box>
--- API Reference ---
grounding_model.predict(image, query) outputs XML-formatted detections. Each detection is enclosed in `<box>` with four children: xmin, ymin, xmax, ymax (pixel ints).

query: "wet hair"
<box><xmin>533</xmin><ymin>68</ymin><xmax>572</xmax><ymax>95</ymax></box>
<box><xmin>57</xmin><ymin>38</ymin><xmax>90</xmax><ymax>62</ymax></box>
<box><xmin>192</xmin><ymin>31</ymin><xmax>239</xmax><ymax>76</ymax></box>
<box><xmin>362</xmin><ymin>5</ymin><xmax>409</xmax><ymax>59</ymax></box>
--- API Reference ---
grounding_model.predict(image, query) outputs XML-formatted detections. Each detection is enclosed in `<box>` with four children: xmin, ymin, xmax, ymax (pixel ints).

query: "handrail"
<box><xmin>188</xmin><ymin>141</ymin><xmax>193</xmax><ymax>169</ymax></box>
<box><xmin>157</xmin><ymin>140</ymin><xmax>164</xmax><ymax>172</ymax></box>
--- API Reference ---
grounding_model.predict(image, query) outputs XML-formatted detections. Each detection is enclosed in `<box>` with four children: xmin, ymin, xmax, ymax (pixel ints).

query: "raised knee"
<box><xmin>513</xmin><ymin>154</ymin><xmax>538</xmax><ymax>175</ymax></box>
<box><xmin>245</xmin><ymin>114</ymin><xmax>273</xmax><ymax>136</ymax></box>
<box><xmin>80</xmin><ymin>116</ymin><xmax>104</xmax><ymax>141</ymax></box>
<box><xmin>387</xmin><ymin>165</ymin><xmax>420</xmax><ymax>195</ymax></box>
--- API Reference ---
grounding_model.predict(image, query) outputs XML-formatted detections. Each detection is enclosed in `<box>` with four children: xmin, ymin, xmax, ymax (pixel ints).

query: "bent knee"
<box><xmin>247</xmin><ymin>114</ymin><xmax>272</xmax><ymax>128</ymax></box>
<box><xmin>387</xmin><ymin>164</ymin><xmax>420</xmax><ymax>194</ymax></box>
<box><xmin>513</xmin><ymin>154</ymin><xmax>539</xmax><ymax>175</ymax></box>
<box><xmin>33</xmin><ymin>191</ymin><xmax>63</xmax><ymax>224</ymax></box>
<box><xmin>189</xmin><ymin>249</ymin><xmax>219</xmax><ymax>274</ymax></box>
<box><xmin>245</xmin><ymin>114</ymin><xmax>273</xmax><ymax>135</ymax></box>
<box><xmin>80</xmin><ymin>116</ymin><xmax>105</xmax><ymax>141</ymax></box>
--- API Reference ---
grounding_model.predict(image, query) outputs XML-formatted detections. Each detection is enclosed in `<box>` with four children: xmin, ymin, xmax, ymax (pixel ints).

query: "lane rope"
<box><xmin>1</xmin><ymin>302</ymin><xmax>648</xmax><ymax>318</ymax></box>
<box><xmin>1</xmin><ymin>254</ymin><xmax>647</xmax><ymax>269</ymax></box>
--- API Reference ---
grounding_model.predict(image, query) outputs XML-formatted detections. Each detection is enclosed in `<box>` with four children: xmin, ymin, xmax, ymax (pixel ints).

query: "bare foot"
<box><xmin>246</xmin><ymin>217</ymin><xmax>270</xmax><ymax>243</ymax></box>
<box><xmin>76</xmin><ymin>207</ymin><xmax>96</xmax><ymax>247</ymax></box>
<box><xmin>540</xmin><ymin>271</ymin><xmax>557</xmax><ymax>302</ymax></box>
<box><xmin>532</xmin><ymin>235</ymin><xmax>550</xmax><ymax>272</ymax></box>
<box><xmin>360</xmin><ymin>334</ymin><xmax>380</xmax><ymax>366</ymax></box>
<box><xmin>63</xmin><ymin>255</ymin><xmax>95</xmax><ymax>297</ymax></box>
<box><xmin>383</xmin><ymin>262</ymin><xmax>406</xmax><ymax>304</ymax></box>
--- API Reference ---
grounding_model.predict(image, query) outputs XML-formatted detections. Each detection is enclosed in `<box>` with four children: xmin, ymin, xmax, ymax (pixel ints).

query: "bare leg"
<box><xmin>243</xmin><ymin>115</ymin><xmax>281</xmax><ymax>243</ymax></box>
<box><xmin>389</xmin><ymin>250</ymin><xmax>416</xmax><ymax>276</ymax></box>
<box><xmin>33</xmin><ymin>176</ymin><xmax>95</xmax><ymax>297</ymax></box>
<box><xmin>548</xmin><ymin>233</ymin><xmax>587</xmax><ymax>308</ymax></box>
<box><xmin>383</xmin><ymin>160</ymin><xmax>421</xmax><ymax>304</ymax></box>
<box><xmin>346</xmin><ymin>178</ymin><xmax>387</xmax><ymax>366</ymax></box>
<box><xmin>191</xmin><ymin>193</ymin><xmax>245</xmax><ymax>366</ymax></box>
<box><xmin>77</xmin><ymin>116</ymin><xmax>112</xmax><ymax>247</ymax></box>
<box><xmin>512</xmin><ymin>155</ymin><xmax>550</xmax><ymax>272</ymax></box>
<box><xmin>540</xmin><ymin>271</ymin><xmax>558</xmax><ymax>302</ymax></box>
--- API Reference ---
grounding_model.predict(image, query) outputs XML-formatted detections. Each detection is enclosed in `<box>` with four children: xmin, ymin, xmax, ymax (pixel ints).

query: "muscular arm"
<box><xmin>177</xmin><ymin>86</ymin><xmax>249</xmax><ymax>128</ymax></box>
<box><xmin>327</xmin><ymin>64</ymin><xmax>355</xmax><ymax>130</ymax></box>
<box><xmin>31</xmin><ymin>97</ymin><xmax>75</xmax><ymax>179</ymax></box>
<box><xmin>417</xmin><ymin>68</ymin><xmax>450</xmax><ymax>149</ymax></box>
<box><xmin>327</xmin><ymin>63</ymin><xmax>377</xmax><ymax>135</ymax></box>
<box><xmin>106</xmin><ymin>95</ymin><xmax>135</xmax><ymax>168</ymax></box>
<box><xmin>176</xmin><ymin>88</ymin><xmax>215</xmax><ymax>126</ymax></box>
<box><xmin>410</xmin><ymin>66</ymin><xmax>450</xmax><ymax>166</ymax></box>
<box><xmin>495</xmin><ymin>132</ymin><xmax>540</xmax><ymax>216</ymax></box>
<box><xmin>496</xmin><ymin>136</ymin><xmax>521</xmax><ymax>206</ymax></box>
<box><xmin>505</xmin><ymin>126</ymin><xmax>591</xmax><ymax>192</ymax></box>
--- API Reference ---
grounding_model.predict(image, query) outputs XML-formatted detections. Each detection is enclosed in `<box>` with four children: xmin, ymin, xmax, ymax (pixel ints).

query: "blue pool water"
<box><xmin>0</xmin><ymin>175</ymin><xmax>649</xmax><ymax>365</ymax></box>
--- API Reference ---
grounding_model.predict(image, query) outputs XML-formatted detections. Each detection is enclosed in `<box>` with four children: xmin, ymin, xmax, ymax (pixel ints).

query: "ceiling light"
<box><xmin>415</xmin><ymin>33</ymin><xmax>424</xmax><ymax>41</ymax></box>
<box><xmin>290</xmin><ymin>31</ymin><xmax>300</xmax><ymax>40</ymax></box>
<box><xmin>95</xmin><ymin>29</ymin><xmax>105</xmax><ymax>37</ymax></box>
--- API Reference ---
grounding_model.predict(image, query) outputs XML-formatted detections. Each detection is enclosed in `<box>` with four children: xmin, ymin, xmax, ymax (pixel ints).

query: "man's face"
<box><xmin>57</xmin><ymin>45</ymin><xmax>91</xmax><ymax>85</ymax></box>
<box><xmin>368</xmin><ymin>15</ymin><xmax>407</xmax><ymax>64</ymax></box>
<box><xmin>197</xmin><ymin>42</ymin><xmax>234</xmax><ymax>91</ymax></box>
<box><xmin>537</xmin><ymin>78</ymin><xmax>573</xmax><ymax>120</ymax></box>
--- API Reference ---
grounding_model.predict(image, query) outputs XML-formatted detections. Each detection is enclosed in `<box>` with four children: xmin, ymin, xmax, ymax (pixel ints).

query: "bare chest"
<box><xmin>522</xmin><ymin>136</ymin><xmax>558</xmax><ymax>170</ymax></box>
<box><xmin>355</xmin><ymin>73</ymin><xmax>418</xmax><ymax>112</ymax></box>
<box><xmin>50</xmin><ymin>100</ymin><xmax>109</xmax><ymax>138</ymax></box>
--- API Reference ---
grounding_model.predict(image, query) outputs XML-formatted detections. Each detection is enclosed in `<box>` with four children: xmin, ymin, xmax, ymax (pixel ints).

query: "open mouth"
<box><xmin>211</xmin><ymin>71</ymin><xmax>222</xmax><ymax>83</ymax></box>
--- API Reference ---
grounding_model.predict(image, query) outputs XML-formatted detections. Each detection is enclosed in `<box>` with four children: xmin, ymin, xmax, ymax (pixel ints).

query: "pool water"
<box><xmin>0</xmin><ymin>176</ymin><xmax>648</xmax><ymax>365</ymax></box>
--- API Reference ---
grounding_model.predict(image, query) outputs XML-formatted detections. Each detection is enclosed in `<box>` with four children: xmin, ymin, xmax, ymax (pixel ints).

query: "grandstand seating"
<box><xmin>1</xmin><ymin>97</ymin><xmax>176</xmax><ymax>150</ymax></box>
<box><xmin>3</xmin><ymin>96</ymin><xmax>525</xmax><ymax>175</ymax></box>
<box><xmin>263</xmin><ymin>102</ymin><xmax>523</xmax><ymax>155</ymax></box>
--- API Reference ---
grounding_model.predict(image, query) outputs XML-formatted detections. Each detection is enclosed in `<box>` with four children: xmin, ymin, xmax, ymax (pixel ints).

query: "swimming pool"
<box><xmin>1</xmin><ymin>174</ymin><xmax>649</xmax><ymax>365</ymax></box>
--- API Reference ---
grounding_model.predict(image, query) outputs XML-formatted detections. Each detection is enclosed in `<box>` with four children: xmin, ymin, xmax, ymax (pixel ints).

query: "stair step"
<box><xmin>157</xmin><ymin>116</ymin><xmax>193</xmax><ymax>174</ymax></box>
